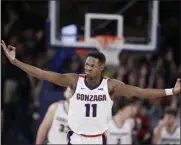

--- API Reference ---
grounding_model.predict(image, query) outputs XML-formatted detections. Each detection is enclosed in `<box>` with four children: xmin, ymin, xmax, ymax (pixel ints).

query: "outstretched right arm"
<box><xmin>14</xmin><ymin>59</ymin><xmax>78</xmax><ymax>86</ymax></box>
<box><xmin>1</xmin><ymin>40</ymin><xmax>78</xmax><ymax>86</ymax></box>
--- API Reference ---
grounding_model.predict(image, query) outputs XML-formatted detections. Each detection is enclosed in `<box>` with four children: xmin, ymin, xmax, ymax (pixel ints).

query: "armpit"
<box><xmin>108</xmin><ymin>79</ymin><xmax>124</xmax><ymax>100</ymax></box>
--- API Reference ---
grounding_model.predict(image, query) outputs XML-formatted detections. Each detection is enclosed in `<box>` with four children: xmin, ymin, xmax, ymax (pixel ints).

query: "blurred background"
<box><xmin>1</xmin><ymin>0</ymin><xmax>180</xmax><ymax>145</ymax></box>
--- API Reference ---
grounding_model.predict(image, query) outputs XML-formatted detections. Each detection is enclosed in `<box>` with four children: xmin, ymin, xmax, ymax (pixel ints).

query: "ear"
<box><xmin>100</xmin><ymin>64</ymin><xmax>105</xmax><ymax>71</ymax></box>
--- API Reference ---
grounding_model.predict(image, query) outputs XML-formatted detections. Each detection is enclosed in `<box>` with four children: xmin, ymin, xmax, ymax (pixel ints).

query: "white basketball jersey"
<box><xmin>48</xmin><ymin>101</ymin><xmax>69</xmax><ymax>144</ymax></box>
<box><xmin>107</xmin><ymin>119</ymin><xmax>132</xmax><ymax>144</ymax></box>
<box><xmin>68</xmin><ymin>75</ymin><xmax>113</xmax><ymax>135</ymax></box>
<box><xmin>158</xmin><ymin>126</ymin><xmax>180</xmax><ymax>144</ymax></box>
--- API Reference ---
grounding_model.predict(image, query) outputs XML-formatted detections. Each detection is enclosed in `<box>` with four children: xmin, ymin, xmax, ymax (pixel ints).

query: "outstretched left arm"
<box><xmin>112</xmin><ymin>78</ymin><xmax>180</xmax><ymax>99</ymax></box>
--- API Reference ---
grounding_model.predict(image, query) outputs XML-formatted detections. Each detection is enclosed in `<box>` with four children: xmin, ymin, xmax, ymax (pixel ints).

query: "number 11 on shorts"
<box><xmin>85</xmin><ymin>104</ymin><xmax>97</xmax><ymax>117</ymax></box>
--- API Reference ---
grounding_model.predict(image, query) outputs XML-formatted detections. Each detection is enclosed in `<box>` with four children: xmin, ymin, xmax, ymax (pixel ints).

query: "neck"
<box><xmin>114</xmin><ymin>111</ymin><xmax>125</xmax><ymax>127</ymax></box>
<box><xmin>86</xmin><ymin>75</ymin><xmax>102</xmax><ymax>86</ymax></box>
<box><xmin>167</xmin><ymin>123</ymin><xmax>177</xmax><ymax>133</ymax></box>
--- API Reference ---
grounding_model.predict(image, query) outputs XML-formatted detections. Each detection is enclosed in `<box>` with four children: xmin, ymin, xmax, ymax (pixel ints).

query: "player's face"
<box><xmin>164</xmin><ymin>114</ymin><xmax>176</xmax><ymax>126</ymax></box>
<box><xmin>124</xmin><ymin>106</ymin><xmax>133</xmax><ymax>118</ymax></box>
<box><xmin>84</xmin><ymin>57</ymin><xmax>103</xmax><ymax>78</ymax></box>
<box><xmin>131</xmin><ymin>103</ymin><xmax>140</xmax><ymax>117</ymax></box>
<box><xmin>64</xmin><ymin>87</ymin><xmax>73</xmax><ymax>100</ymax></box>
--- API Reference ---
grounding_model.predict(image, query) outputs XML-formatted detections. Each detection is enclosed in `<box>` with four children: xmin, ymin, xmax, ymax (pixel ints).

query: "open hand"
<box><xmin>173</xmin><ymin>78</ymin><xmax>181</xmax><ymax>95</ymax></box>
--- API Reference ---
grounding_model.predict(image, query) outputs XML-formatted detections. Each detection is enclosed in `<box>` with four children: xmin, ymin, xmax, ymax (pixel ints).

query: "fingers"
<box><xmin>176</xmin><ymin>78</ymin><xmax>181</xmax><ymax>88</ymax></box>
<box><xmin>8</xmin><ymin>45</ymin><xmax>16</xmax><ymax>51</ymax></box>
<box><xmin>1</xmin><ymin>41</ymin><xmax>16</xmax><ymax>51</ymax></box>
<box><xmin>1</xmin><ymin>41</ymin><xmax>5</xmax><ymax>49</ymax></box>
<box><xmin>1</xmin><ymin>42</ymin><xmax>9</xmax><ymax>58</ymax></box>
<box><xmin>1</xmin><ymin>41</ymin><xmax>11</xmax><ymax>58</ymax></box>
<box><xmin>1</xmin><ymin>41</ymin><xmax>8</xmax><ymax>52</ymax></box>
<box><xmin>9</xmin><ymin>45</ymin><xmax>16</xmax><ymax>51</ymax></box>
<box><xmin>1</xmin><ymin>43</ymin><xmax>4</xmax><ymax>49</ymax></box>
<box><xmin>8</xmin><ymin>45</ymin><xmax>11</xmax><ymax>51</ymax></box>
<box><xmin>1</xmin><ymin>40</ymin><xmax>7</xmax><ymax>48</ymax></box>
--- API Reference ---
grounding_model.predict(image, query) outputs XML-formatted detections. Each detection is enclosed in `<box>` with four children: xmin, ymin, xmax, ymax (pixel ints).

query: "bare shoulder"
<box><xmin>108</xmin><ymin>79</ymin><xmax>124</xmax><ymax>92</ymax></box>
<box><xmin>48</xmin><ymin>102</ymin><xmax>59</xmax><ymax>113</ymax></box>
<box><xmin>108</xmin><ymin>79</ymin><xmax>124</xmax><ymax>86</ymax></box>
<box><xmin>127</xmin><ymin>118</ymin><xmax>135</xmax><ymax>129</ymax></box>
<box><xmin>128</xmin><ymin>118</ymin><xmax>135</xmax><ymax>125</ymax></box>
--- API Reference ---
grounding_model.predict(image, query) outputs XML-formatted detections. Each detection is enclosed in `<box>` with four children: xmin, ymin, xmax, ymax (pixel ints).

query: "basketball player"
<box><xmin>153</xmin><ymin>108</ymin><xmax>180</xmax><ymax>144</ymax></box>
<box><xmin>2</xmin><ymin>40</ymin><xmax>180</xmax><ymax>144</ymax></box>
<box><xmin>36</xmin><ymin>87</ymin><xmax>72</xmax><ymax>144</ymax></box>
<box><xmin>107</xmin><ymin>99</ymin><xmax>135</xmax><ymax>144</ymax></box>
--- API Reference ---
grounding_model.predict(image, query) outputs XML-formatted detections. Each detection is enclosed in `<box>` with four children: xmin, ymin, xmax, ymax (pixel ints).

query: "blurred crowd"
<box><xmin>1</xmin><ymin>2</ymin><xmax>49</xmax><ymax>144</ymax></box>
<box><xmin>112</xmin><ymin>51</ymin><xmax>181</xmax><ymax>144</ymax></box>
<box><xmin>1</xmin><ymin>1</ymin><xmax>180</xmax><ymax>145</ymax></box>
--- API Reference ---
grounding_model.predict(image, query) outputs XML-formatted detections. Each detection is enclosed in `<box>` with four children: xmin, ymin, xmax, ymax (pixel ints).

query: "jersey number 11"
<box><xmin>85</xmin><ymin>104</ymin><xmax>97</xmax><ymax>117</ymax></box>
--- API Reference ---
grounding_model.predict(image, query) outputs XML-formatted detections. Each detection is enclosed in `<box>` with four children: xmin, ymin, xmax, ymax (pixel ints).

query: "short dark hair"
<box><xmin>87</xmin><ymin>52</ymin><xmax>106</xmax><ymax>64</ymax></box>
<box><xmin>164</xmin><ymin>107</ymin><xmax>177</xmax><ymax>117</ymax></box>
<box><xmin>132</xmin><ymin>97</ymin><xmax>141</xmax><ymax>104</ymax></box>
